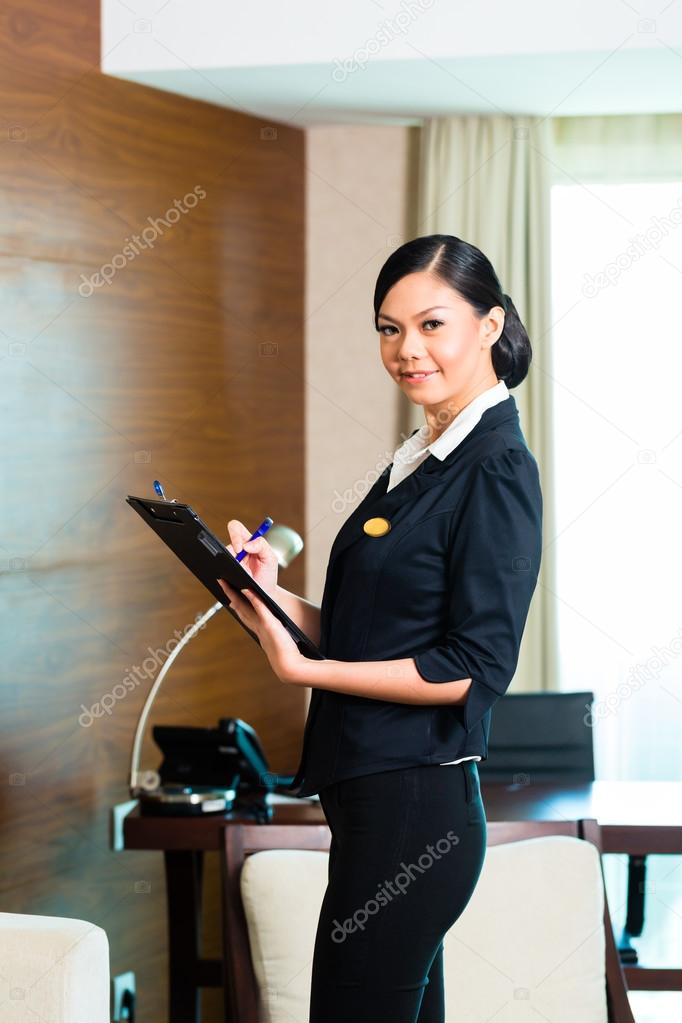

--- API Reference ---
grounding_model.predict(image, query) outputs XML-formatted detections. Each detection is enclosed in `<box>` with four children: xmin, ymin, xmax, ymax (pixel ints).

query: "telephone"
<box><xmin>149</xmin><ymin>717</ymin><xmax>293</xmax><ymax>820</ymax></box>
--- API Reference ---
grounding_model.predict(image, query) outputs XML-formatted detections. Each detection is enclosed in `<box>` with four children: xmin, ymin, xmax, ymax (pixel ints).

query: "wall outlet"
<box><xmin>111</xmin><ymin>971</ymin><xmax>136</xmax><ymax>1021</ymax></box>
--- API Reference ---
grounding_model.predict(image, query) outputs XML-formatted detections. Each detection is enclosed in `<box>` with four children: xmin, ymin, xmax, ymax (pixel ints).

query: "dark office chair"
<box><xmin>479</xmin><ymin>691</ymin><xmax>645</xmax><ymax>965</ymax></box>
<box><xmin>478</xmin><ymin>690</ymin><xmax>596</xmax><ymax>783</ymax></box>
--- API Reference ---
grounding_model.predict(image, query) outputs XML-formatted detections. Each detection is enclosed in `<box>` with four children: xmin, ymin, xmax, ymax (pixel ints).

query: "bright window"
<box><xmin>550</xmin><ymin>180</ymin><xmax>682</xmax><ymax>783</ymax></box>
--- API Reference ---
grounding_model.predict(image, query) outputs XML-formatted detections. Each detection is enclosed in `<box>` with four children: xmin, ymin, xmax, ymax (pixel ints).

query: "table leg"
<box><xmin>164</xmin><ymin>850</ymin><xmax>204</xmax><ymax>1023</ymax></box>
<box><xmin>619</xmin><ymin>854</ymin><xmax>647</xmax><ymax>964</ymax></box>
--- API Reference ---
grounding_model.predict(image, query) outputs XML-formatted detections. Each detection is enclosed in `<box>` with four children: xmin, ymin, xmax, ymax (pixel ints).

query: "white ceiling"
<box><xmin>101</xmin><ymin>0</ymin><xmax>682</xmax><ymax>127</ymax></box>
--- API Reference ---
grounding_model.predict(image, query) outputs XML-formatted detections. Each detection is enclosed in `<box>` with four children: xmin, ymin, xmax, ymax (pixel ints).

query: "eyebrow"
<box><xmin>377</xmin><ymin>305</ymin><xmax>452</xmax><ymax>324</ymax></box>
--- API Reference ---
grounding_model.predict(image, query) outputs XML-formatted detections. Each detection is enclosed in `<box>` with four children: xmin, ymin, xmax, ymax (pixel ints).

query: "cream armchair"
<box><xmin>0</xmin><ymin>912</ymin><xmax>110</xmax><ymax>1022</ymax></box>
<box><xmin>221</xmin><ymin>819</ymin><xmax>634</xmax><ymax>1023</ymax></box>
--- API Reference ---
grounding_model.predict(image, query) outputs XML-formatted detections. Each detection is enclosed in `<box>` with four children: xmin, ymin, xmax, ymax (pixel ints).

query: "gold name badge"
<box><xmin>363</xmin><ymin>516</ymin><xmax>391</xmax><ymax>537</ymax></box>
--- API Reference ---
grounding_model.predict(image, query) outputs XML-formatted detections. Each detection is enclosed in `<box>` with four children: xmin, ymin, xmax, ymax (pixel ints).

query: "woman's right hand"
<box><xmin>226</xmin><ymin>519</ymin><xmax>279</xmax><ymax>595</ymax></box>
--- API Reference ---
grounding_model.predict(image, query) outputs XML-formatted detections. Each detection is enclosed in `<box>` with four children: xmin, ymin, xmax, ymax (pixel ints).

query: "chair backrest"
<box><xmin>478</xmin><ymin>691</ymin><xmax>596</xmax><ymax>782</ymax></box>
<box><xmin>221</xmin><ymin>823</ymin><xmax>331</xmax><ymax>1023</ymax></box>
<box><xmin>221</xmin><ymin>818</ymin><xmax>634</xmax><ymax>1023</ymax></box>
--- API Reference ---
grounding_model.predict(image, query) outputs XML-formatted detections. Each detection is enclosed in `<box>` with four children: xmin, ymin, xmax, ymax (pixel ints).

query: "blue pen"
<box><xmin>235</xmin><ymin>517</ymin><xmax>274</xmax><ymax>562</ymax></box>
<box><xmin>153</xmin><ymin>480</ymin><xmax>177</xmax><ymax>503</ymax></box>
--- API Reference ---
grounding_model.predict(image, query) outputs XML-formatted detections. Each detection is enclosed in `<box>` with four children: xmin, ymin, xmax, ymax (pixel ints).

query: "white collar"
<box><xmin>393</xmin><ymin>379</ymin><xmax>510</xmax><ymax>467</ymax></box>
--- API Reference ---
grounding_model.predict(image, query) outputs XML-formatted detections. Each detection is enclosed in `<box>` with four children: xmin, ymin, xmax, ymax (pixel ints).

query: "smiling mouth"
<box><xmin>400</xmin><ymin>370</ymin><xmax>438</xmax><ymax>382</ymax></box>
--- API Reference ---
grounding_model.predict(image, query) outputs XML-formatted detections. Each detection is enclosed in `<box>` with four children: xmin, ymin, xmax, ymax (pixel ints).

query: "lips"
<box><xmin>401</xmin><ymin>370</ymin><xmax>438</xmax><ymax>381</ymax></box>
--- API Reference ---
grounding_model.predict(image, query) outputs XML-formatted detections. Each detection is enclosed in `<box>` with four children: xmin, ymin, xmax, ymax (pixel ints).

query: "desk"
<box><xmin>124</xmin><ymin>797</ymin><xmax>324</xmax><ymax>1023</ymax></box>
<box><xmin>122</xmin><ymin>780</ymin><xmax>682</xmax><ymax>1021</ymax></box>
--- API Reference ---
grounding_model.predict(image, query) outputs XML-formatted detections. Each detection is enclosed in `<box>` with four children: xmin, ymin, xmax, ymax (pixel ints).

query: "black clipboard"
<box><xmin>126</xmin><ymin>496</ymin><xmax>324</xmax><ymax>661</ymax></box>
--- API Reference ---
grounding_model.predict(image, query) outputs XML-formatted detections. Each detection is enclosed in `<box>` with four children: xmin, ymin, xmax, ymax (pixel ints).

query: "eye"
<box><xmin>378</xmin><ymin>319</ymin><xmax>444</xmax><ymax>336</ymax></box>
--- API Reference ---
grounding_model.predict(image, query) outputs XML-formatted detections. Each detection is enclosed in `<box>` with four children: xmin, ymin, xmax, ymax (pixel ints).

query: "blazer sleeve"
<box><xmin>412</xmin><ymin>446</ymin><xmax>542</xmax><ymax>733</ymax></box>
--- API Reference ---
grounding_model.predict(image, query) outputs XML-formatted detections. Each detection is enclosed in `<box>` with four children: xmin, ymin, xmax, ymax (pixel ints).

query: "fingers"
<box><xmin>240</xmin><ymin>537</ymin><xmax>270</xmax><ymax>558</ymax></box>
<box><xmin>226</xmin><ymin>518</ymin><xmax>252</xmax><ymax>555</ymax></box>
<box><xmin>226</xmin><ymin>525</ymin><xmax>276</xmax><ymax>564</ymax></box>
<box><xmin>217</xmin><ymin>579</ymin><xmax>264</xmax><ymax>633</ymax></box>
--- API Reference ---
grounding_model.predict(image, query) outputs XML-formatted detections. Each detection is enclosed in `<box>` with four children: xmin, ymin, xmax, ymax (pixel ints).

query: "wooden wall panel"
<box><xmin>0</xmin><ymin>3</ymin><xmax>306</xmax><ymax>1020</ymax></box>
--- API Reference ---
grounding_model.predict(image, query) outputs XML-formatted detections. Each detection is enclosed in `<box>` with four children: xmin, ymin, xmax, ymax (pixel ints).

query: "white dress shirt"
<box><xmin>387</xmin><ymin>378</ymin><xmax>510</xmax><ymax>766</ymax></box>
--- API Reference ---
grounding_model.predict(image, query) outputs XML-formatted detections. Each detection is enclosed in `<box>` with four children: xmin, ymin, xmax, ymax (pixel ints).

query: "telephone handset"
<box><xmin>219</xmin><ymin>716</ymin><xmax>271</xmax><ymax>790</ymax></box>
<box><xmin>152</xmin><ymin>716</ymin><xmax>288</xmax><ymax>798</ymax></box>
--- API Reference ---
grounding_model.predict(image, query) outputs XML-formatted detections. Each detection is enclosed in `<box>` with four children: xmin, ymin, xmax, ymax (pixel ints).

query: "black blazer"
<box><xmin>286</xmin><ymin>394</ymin><xmax>542</xmax><ymax>798</ymax></box>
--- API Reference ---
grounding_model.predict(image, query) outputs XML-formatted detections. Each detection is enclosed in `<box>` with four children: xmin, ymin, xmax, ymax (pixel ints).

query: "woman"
<box><xmin>218</xmin><ymin>234</ymin><xmax>543</xmax><ymax>1023</ymax></box>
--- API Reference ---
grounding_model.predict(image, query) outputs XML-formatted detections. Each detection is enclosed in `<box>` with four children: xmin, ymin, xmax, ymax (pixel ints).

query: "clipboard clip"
<box><xmin>198</xmin><ymin>529</ymin><xmax>226</xmax><ymax>557</ymax></box>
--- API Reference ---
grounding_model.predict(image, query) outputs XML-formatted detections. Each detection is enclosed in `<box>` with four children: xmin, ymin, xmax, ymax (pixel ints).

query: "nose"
<box><xmin>396</xmin><ymin>329</ymin><xmax>429</xmax><ymax>361</ymax></box>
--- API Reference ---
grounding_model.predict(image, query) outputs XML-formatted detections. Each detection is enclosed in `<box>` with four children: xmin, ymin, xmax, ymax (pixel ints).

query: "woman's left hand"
<box><xmin>216</xmin><ymin>578</ymin><xmax>306</xmax><ymax>685</ymax></box>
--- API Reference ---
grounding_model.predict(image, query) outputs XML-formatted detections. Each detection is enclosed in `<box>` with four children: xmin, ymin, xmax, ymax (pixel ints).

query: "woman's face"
<box><xmin>377</xmin><ymin>271</ymin><xmax>505</xmax><ymax>419</ymax></box>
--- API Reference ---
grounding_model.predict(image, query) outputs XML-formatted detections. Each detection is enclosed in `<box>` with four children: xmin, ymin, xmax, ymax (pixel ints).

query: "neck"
<box><xmin>424</xmin><ymin>374</ymin><xmax>500</xmax><ymax>442</ymax></box>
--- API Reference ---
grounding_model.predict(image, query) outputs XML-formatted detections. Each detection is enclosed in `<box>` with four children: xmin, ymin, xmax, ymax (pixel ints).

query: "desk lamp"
<box><xmin>128</xmin><ymin>522</ymin><xmax>304</xmax><ymax>814</ymax></box>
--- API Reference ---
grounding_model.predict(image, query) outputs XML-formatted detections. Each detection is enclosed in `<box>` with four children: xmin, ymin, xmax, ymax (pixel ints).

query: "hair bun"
<box><xmin>495</xmin><ymin>292</ymin><xmax>532</xmax><ymax>388</ymax></box>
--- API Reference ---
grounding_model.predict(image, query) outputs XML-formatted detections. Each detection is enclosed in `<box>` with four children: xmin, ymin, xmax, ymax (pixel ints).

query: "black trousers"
<box><xmin>309</xmin><ymin>760</ymin><xmax>487</xmax><ymax>1023</ymax></box>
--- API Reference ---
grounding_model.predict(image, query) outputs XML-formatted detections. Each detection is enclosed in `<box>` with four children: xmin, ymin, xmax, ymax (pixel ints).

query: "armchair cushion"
<box><xmin>240</xmin><ymin>836</ymin><xmax>608</xmax><ymax>1023</ymax></box>
<box><xmin>0</xmin><ymin>911</ymin><xmax>110</xmax><ymax>1022</ymax></box>
<box><xmin>442</xmin><ymin>835</ymin><xmax>608</xmax><ymax>1021</ymax></box>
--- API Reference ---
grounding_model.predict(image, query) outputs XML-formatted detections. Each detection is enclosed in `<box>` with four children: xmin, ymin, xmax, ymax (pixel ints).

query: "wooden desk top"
<box><xmin>122</xmin><ymin>781</ymin><xmax>682</xmax><ymax>855</ymax></box>
<box><xmin>482</xmin><ymin>780</ymin><xmax>682</xmax><ymax>826</ymax></box>
<box><xmin>481</xmin><ymin>781</ymin><xmax>682</xmax><ymax>853</ymax></box>
<box><xmin>123</xmin><ymin>796</ymin><xmax>326</xmax><ymax>851</ymax></box>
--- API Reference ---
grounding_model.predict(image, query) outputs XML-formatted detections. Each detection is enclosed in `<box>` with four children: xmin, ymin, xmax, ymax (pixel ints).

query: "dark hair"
<box><xmin>373</xmin><ymin>234</ymin><xmax>531</xmax><ymax>389</ymax></box>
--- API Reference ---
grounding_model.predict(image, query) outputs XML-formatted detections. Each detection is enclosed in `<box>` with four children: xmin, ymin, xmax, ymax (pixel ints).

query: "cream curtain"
<box><xmin>413</xmin><ymin>114</ymin><xmax>559</xmax><ymax>695</ymax></box>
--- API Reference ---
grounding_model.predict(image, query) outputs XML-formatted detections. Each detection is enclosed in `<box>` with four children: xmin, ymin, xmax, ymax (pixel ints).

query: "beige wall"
<box><xmin>304</xmin><ymin>124</ymin><xmax>420</xmax><ymax>604</ymax></box>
